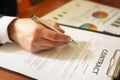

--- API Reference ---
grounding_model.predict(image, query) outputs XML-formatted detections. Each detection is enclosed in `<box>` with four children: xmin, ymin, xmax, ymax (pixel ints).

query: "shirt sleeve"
<box><xmin>0</xmin><ymin>16</ymin><xmax>16</xmax><ymax>44</ymax></box>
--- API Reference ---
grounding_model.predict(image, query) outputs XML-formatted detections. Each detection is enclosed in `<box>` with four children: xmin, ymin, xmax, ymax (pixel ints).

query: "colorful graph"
<box><xmin>80</xmin><ymin>23</ymin><xmax>97</xmax><ymax>31</ymax></box>
<box><xmin>92</xmin><ymin>11</ymin><xmax>108</xmax><ymax>19</ymax></box>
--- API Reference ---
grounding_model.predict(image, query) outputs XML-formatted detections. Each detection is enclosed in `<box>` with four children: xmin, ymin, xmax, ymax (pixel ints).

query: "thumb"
<box><xmin>46</xmin><ymin>20</ymin><xmax>65</xmax><ymax>33</ymax></box>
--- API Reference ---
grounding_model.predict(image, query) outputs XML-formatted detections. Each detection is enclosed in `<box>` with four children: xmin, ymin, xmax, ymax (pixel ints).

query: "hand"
<box><xmin>8</xmin><ymin>18</ymin><xmax>70</xmax><ymax>53</ymax></box>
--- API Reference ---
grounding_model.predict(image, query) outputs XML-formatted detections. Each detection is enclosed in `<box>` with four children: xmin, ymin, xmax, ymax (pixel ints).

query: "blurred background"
<box><xmin>17</xmin><ymin>0</ymin><xmax>120</xmax><ymax>15</ymax></box>
<box><xmin>17</xmin><ymin>0</ymin><xmax>43</xmax><ymax>14</ymax></box>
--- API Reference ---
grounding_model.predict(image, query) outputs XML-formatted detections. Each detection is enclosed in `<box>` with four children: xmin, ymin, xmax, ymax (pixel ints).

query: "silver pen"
<box><xmin>31</xmin><ymin>15</ymin><xmax>77</xmax><ymax>44</ymax></box>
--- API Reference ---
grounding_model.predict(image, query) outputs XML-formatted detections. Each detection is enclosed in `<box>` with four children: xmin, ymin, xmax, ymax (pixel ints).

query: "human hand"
<box><xmin>8</xmin><ymin>18</ymin><xmax>70</xmax><ymax>53</ymax></box>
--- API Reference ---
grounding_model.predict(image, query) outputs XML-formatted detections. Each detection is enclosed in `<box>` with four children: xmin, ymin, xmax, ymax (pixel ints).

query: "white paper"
<box><xmin>42</xmin><ymin>0</ymin><xmax>120</xmax><ymax>36</ymax></box>
<box><xmin>0</xmin><ymin>1</ymin><xmax>120</xmax><ymax>80</ymax></box>
<box><xmin>0</xmin><ymin>26</ymin><xmax>120</xmax><ymax>80</ymax></box>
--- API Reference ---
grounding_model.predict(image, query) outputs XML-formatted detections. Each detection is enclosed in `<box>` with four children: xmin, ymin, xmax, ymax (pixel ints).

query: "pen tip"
<box><xmin>71</xmin><ymin>40</ymin><xmax>77</xmax><ymax>44</ymax></box>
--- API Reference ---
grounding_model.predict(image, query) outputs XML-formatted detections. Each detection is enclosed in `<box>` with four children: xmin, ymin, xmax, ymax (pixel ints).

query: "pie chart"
<box><xmin>80</xmin><ymin>23</ymin><xmax>97</xmax><ymax>31</ymax></box>
<box><xmin>92</xmin><ymin>11</ymin><xmax>108</xmax><ymax>19</ymax></box>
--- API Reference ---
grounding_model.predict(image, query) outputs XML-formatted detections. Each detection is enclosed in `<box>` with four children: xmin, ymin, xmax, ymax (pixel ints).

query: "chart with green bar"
<box><xmin>42</xmin><ymin>0</ymin><xmax>120</xmax><ymax>37</ymax></box>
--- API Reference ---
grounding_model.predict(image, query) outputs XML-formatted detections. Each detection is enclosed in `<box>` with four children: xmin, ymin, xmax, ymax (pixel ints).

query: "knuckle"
<box><xmin>27</xmin><ymin>37</ymin><xmax>37</xmax><ymax>49</ymax></box>
<box><xmin>53</xmin><ymin>22</ymin><xmax>58</xmax><ymax>26</ymax></box>
<box><xmin>50</xmin><ymin>33</ymin><xmax>59</xmax><ymax>41</ymax></box>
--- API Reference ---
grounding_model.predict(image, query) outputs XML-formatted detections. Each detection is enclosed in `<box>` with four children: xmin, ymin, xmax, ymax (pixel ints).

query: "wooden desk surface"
<box><xmin>1</xmin><ymin>0</ymin><xmax>120</xmax><ymax>80</ymax></box>
<box><xmin>17</xmin><ymin>0</ymin><xmax>70</xmax><ymax>18</ymax></box>
<box><xmin>91</xmin><ymin>0</ymin><xmax>120</xmax><ymax>9</ymax></box>
<box><xmin>17</xmin><ymin>0</ymin><xmax>120</xmax><ymax>18</ymax></box>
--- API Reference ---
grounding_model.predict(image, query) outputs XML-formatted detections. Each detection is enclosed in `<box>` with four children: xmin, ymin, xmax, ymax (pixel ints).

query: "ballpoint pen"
<box><xmin>31</xmin><ymin>15</ymin><xmax>77</xmax><ymax>44</ymax></box>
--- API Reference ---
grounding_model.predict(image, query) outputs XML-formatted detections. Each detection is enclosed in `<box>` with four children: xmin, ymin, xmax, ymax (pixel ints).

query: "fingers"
<box><xmin>30</xmin><ymin>38</ymin><xmax>69</xmax><ymax>53</ymax></box>
<box><xmin>39</xmin><ymin>27</ymin><xmax>70</xmax><ymax>42</ymax></box>
<box><xmin>13</xmin><ymin>18</ymin><xmax>71</xmax><ymax>53</ymax></box>
<box><xmin>33</xmin><ymin>37</ymin><xmax>69</xmax><ymax>48</ymax></box>
<box><xmin>46</xmin><ymin>20</ymin><xmax>65</xmax><ymax>33</ymax></box>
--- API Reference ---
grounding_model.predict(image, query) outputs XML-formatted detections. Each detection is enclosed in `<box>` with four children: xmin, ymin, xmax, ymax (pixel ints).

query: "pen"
<box><xmin>31</xmin><ymin>15</ymin><xmax>77</xmax><ymax>44</ymax></box>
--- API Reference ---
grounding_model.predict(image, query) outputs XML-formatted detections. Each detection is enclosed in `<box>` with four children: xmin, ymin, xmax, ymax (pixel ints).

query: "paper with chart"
<box><xmin>42</xmin><ymin>0</ymin><xmax>120</xmax><ymax>37</ymax></box>
<box><xmin>0</xmin><ymin>26</ymin><xmax>120</xmax><ymax>80</ymax></box>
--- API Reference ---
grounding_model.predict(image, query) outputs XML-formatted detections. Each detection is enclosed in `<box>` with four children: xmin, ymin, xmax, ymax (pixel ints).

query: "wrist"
<box><xmin>8</xmin><ymin>18</ymin><xmax>18</xmax><ymax>42</ymax></box>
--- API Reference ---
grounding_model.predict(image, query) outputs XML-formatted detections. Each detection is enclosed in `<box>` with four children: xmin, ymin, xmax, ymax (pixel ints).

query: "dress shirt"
<box><xmin>0</xmin><ymin>15</ymin><xmax>16</xmax><ymax>44</ymax></box>
<box><xmin>0</xmin><ymin>0</ymin><xmax>17</xmax><ymax>44</ymax></box>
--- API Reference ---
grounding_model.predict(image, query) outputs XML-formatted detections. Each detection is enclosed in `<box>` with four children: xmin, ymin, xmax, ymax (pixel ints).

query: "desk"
<box><xmin>91</xmin><ymin>0</ymin><xmax>120</xmax><ymax>9</ymax></box>
<box><xmin>17</xmin><ymin>0</ymin><xmax>120</xmax><ymax>18</ymax></box>
<box><xmin>17</xmin><ymin>0</ymin><xmax>70</xmax><ymax>18</ymax></box>
<box><xmin>0</xmin><ymin>0</ymin><xmax>120</xmax><ymax>80</ymax></box>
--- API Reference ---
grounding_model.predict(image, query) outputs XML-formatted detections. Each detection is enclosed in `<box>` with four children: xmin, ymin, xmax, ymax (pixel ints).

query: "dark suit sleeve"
<box><xmin>0</xmin><ymin>0</ymin><xmax>17</xmax><ymax>16</ymax></box>
<box><xmin>0</xmin><ymin>14</ymin><xmax>3</xmax><ymax>18</ymax></box>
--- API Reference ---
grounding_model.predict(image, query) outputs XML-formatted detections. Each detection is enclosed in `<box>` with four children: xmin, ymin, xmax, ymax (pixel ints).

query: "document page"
<box><xmin>0</xmin><ymin>26</ymin><xmax>120</xmax><ymax>80</ymax></box>
<box><xmin>42</xmin><ymin>0</ymin><xmax>120</xmax><ymax>37</ymax></box>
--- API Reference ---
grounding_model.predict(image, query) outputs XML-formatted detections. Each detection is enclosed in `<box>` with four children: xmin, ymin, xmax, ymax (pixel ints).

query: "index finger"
<box><xmin>39</xmin><ymin>26</ymin><xmax>70</xmax><ymax>42</ymax></box>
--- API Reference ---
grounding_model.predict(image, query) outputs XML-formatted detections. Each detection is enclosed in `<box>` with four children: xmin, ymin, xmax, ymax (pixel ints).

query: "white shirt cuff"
<box><xmin>0</xmin><ymin>16</ymin><xmax>16</xmax><ymax>44</ymax></box>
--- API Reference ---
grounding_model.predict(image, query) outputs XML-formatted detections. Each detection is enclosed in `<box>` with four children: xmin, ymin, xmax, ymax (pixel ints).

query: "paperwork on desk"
<box><xmin>0</xmin><ymin>26</ymin><xmax>120</xmax><ymax>80</ymax></box>
<box><xmin>42</xmin><ymin>0</ymin><xmax>120</xmax><ymax>37</ymax></box>
<box><xmin>0</xmin><ymin>0</ymin><xmax>120</xmax><ymax>80</ymax></box>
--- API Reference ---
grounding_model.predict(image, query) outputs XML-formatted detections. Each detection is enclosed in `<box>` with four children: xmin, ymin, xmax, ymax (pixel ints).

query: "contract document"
<box><xmin>0</xmin><ymin>26</ymin><xmax>120</xmax><ymax>80</ymax></box>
